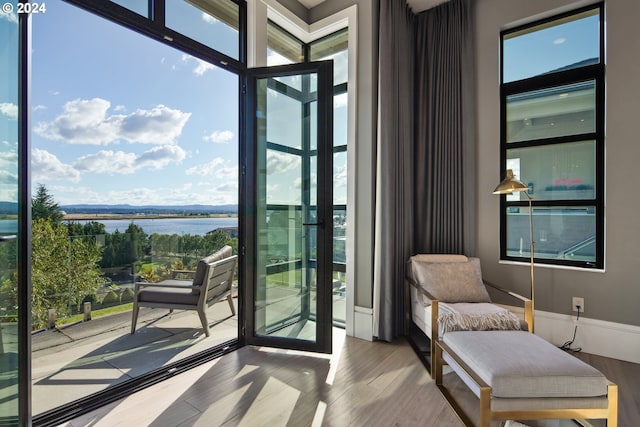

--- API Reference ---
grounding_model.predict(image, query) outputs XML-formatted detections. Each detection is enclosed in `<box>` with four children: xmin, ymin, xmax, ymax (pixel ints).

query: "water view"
<box><xmin>66</xmin><ymin>216</ymin><xmax>238</xmax><ymax>236</ymax></box>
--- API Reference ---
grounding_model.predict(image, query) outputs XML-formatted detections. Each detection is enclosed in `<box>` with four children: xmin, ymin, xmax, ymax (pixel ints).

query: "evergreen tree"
<box><xmin>32</xmin><ymin>184</ymin><xmax>64</xmax><ymax>223</ymax></box>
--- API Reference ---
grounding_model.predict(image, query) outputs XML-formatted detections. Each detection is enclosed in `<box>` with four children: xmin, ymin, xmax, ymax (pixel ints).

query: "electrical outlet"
<box><xmin>572</xmin><ymin>297</ymin><xmax>584</xmax><ymax>313</ymax></box>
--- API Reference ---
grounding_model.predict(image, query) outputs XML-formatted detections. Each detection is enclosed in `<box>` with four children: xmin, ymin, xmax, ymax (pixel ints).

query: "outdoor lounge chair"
<box><xmin>130</xmin><ymin>246</ymin><xmax>237</xmax><ymax>337</ymax></box>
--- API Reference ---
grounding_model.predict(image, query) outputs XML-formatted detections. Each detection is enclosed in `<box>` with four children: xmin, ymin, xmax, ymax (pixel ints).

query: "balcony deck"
<box><xmin>32</xmin><ymin>297</ymin><xmax>239</xmax><ymax>415</ymax></box>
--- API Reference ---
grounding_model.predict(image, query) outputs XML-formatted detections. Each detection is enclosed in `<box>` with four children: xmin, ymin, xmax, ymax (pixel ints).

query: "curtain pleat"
<box><xmin>374</xmin><ymin>0</ymin><xmax>415</xmax><ymax>341</ymax></box>
<box><xmin>414</xmin><ymin>0</ymin><xmax>475</xmax><ymax>256</ymax></box>
<box><xmin>374</xmin><ymin>0</ymin><xmax>475</xmax><ymax>341</ymax></box>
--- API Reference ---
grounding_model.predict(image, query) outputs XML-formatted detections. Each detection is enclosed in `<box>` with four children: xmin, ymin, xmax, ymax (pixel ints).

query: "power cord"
<box><xmin>560</xmin><ymin>305</ymin><xmax>582</xmax><ymax>352</ymax></box>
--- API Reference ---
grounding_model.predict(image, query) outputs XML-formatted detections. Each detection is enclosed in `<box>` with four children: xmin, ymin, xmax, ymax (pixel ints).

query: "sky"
<box><xmin>0</xmin><ymin>0</ymin><xmax>349</xmax><ymax>207</ymax></box>
<box><xmin>503</xmin><ymin>12</ymin><xmax>600</xmax><ymax>83</ymax></box>
<box><xmin>27</xmin><ymin>0</ymin><xmax>240</xmax><ymax>206</ymax></box>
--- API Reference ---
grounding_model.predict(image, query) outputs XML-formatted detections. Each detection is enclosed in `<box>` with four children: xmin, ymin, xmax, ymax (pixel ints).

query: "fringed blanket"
<box><xmin>438</xmin><ymin>302</ymin><xmax>522</xmax><ymax>336</ymax></box>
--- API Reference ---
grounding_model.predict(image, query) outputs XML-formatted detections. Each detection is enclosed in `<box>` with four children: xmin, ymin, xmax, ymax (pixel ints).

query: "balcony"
<box><xmin>30</xmin><ymin>293</ymin><xmax>239</xmax><ymax>416</ymax></box>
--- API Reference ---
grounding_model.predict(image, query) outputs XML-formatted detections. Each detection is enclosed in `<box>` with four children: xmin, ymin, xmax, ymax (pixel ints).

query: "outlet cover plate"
<box><xmin>572</xmin><ymin>297</ymin><xmax>584</xmax><ymax>312</ymax></box>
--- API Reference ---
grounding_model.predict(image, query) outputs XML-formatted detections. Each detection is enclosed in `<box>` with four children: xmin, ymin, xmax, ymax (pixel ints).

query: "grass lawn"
<box><xmin>57</xmin><ymin>303</ymin><xmax>134</xmax><ymax>326</ymax></box>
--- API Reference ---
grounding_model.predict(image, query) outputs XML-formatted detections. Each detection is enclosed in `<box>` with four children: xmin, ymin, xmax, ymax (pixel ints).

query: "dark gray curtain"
<box><xmin>414</xmin><ymin>0</ymin><xmax>476</xmax><ymax>256</ymax></box>
<box><xmin>374</xmin><ymin>0</ymin><xmax>475</xmax><ymax>341</ymax></box>
<box><xmin>374</xmin><ymin>0</ymin><xmax>414</xmax><ymax>341</ymax></box>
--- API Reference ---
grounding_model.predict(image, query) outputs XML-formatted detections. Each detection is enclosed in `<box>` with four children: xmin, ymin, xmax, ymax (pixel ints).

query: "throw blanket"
<box><xmin>438</xmin><ymin>302</ymin><xmax>522</xmax><ymax>336</ymax></box>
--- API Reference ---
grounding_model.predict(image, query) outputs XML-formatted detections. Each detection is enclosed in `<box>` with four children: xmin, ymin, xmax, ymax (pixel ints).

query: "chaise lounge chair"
<box><xmin>406</xmin><ymin>254</ymin><xmax>532</xmax><ymax>376</ymax></box>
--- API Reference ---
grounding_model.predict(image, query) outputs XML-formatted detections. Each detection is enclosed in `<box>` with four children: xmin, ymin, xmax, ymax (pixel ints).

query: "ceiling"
<box><xmin>296</xmin><ymin>0</ymin><xmax>450</xmax><ymax>13</ymax></box>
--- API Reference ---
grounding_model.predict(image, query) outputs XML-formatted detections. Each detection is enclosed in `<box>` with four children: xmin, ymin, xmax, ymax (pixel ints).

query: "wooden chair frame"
<box><xmin>131</xmin><ymin>255</ymin><xmax>237</xmax><ymax>337</ymax></box>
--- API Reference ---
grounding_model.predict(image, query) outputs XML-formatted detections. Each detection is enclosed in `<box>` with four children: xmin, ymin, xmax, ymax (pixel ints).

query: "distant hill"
<box><xmin>0</xmin><ymin>202</ymin><xmax>18</xmax><ymax>214</ymax></box>
<box><xmin>60</xmin><ymin>204</ymin><xmax>238</xmax><ymax>215</ymax></box>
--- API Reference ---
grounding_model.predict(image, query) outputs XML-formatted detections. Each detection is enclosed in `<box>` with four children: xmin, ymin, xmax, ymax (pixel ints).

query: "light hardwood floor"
<box><xmin>61</xmin><ymin>331</ymin><xmax>639</xmax><ymax>427</ymax></box>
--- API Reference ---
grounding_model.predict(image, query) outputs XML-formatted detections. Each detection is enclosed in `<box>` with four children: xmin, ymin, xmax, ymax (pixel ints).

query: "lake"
<box><xmin>67</xmin><ymin>217</ymin><xmax>238</xmax><ymax>236</ymax></box>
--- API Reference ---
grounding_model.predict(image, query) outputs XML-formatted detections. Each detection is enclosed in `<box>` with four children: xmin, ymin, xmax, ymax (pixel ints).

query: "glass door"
<box><xmin>1</xmin><ymin>3</ymin><xmax>28</xmax><ymax>423</ymax></box>
<box><xmin>244</xmin><ymin>61</ymin><xmax>333</xmax><ymax>353</ymax></box>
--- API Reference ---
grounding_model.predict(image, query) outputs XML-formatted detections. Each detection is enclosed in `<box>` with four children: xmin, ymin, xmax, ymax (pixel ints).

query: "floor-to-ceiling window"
<box><xmin>29</xmin><ymin>0</ymin><xmax>241</xmax><ymax>422</ymax></box>
<box><xmin>6</xmin><ymin>0</ymin><xmax>338</xmax><ymax>422</ymax></box>
<box><xmin>0</xmin><ymin>2</ymin><xmax>21</xmax><ymax>422</ymax></box>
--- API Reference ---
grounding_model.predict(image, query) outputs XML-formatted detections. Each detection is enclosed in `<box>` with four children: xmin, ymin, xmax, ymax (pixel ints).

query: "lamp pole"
<box><xmin>493</xmin><ymin>169</ymin><xmax>535</xmax><ymax>332</ymax></box>
<box><xmin>523</xmin><ymin>190</ymin><xmax>534</xmax><ymax>332</ymax></box>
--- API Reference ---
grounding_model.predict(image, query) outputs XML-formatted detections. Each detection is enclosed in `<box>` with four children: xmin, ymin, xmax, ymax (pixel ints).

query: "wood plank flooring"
<box><xmin>61</xmin><ymin>331</ymin><xmax>463</xmax><ymax>426</ymax></box>
<box><xmin>61</xmin><ymin>331</ymin><xmax>639</xmax><ymax>427</ymax></box>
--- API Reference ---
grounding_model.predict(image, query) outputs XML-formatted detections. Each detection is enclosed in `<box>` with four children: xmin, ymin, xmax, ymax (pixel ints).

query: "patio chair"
<box><xmin>406</xmin><ymin>254</ymin><xmax>532</xmax><ymax>376</ymax></box>
<box><xmin>131</xmin><ymin>246</ymin><xmax>237</xmax><ymax>337</ymax></box>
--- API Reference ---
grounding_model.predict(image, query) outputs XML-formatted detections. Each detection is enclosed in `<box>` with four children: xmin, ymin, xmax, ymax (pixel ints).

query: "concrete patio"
<box><xmin>31</xmin><ymin>298</ymin><xmax>239</xmax><ymax>415</ymax></box>
<box><xmin>29</xmin><ymin>287</ymin><xmax>345</xmax><ymax>417</ymax></box>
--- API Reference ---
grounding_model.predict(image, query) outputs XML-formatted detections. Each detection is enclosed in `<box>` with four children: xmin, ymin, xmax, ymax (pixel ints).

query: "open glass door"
<box><xmin>244</xmin><ymin>61</ymin><xmax>333</xmax><ymax>353</ymax></box>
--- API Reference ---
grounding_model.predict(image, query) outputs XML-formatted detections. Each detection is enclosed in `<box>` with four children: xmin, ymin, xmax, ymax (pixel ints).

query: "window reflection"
<box><xmin>166</xmin><ymin>0</ymin><xmax>239</xmax><ymax>60</ymax></box>
<box><xmin>507</xmin><ymin>81</ymin><xmax>596</xmax><ymax>143</ymax></box>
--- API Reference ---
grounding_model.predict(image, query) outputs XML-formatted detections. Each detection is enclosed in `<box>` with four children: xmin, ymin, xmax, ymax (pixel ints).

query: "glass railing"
<box><xmin>30</xmin><ymin>228</ymin><xmax>239</xmax><ymax>330</ymax></box>
<box><xmin>30</xmin><ymin>225</ymin><xmax>239</xmax><ymax>416</ymax></box>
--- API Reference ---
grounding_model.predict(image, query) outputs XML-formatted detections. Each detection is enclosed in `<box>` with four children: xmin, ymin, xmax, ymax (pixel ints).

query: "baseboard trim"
<box><xmin>533</xmin><ymin>310</ymin><xmax>640</xmax><ymax>364</ymax></box>
<box><xmin>353</xmin><ymin>306</ymin><xmax>373</xmax><ymax>341</ymax></box>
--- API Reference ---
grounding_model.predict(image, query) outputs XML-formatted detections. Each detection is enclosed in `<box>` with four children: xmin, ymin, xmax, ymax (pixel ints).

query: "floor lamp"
<box><xmin>493</xmin><ymin>169</ymin><xmax>535</xmax><ymax>332</ymax></box>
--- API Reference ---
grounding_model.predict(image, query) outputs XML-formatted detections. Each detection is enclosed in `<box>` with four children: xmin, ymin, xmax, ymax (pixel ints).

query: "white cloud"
<box><xmin>119</xmin><ymin>105</ymin><xmax>191</xmax><ymax>144</ymax></box>
<box><xmin>33</xmin><ymin>105</ymin><xmax>47</xmax><ymax>111</ymax></box>
<box><xmin>204</xmin><ymin>130</ymin><xmax>234</xmax><ymax>143</ymax></box>
<box><xmin>0</xmin><ymin>10</ymin><xmax>18</xmax><ymax>25</ymax></box>
<box><xmin>31</xmin><ymin>148</ymin><xmax>81</xmax><ymax>183</ymax></box>
<box><xmin>185</xmin><ymin>157</ymin><xmax>225</xmax><ymax>176</ymax></box>
<box><xmin>293</xmin><ymin>173</ymin><xmax>317</xmax><ymax>191</ymax></box>
<box><xmin>181</xmin><ymin>54</ymin><xmax>216</xmax><ymax>75</ymax></box>
<box><xmin>0</xmin><ymin>149</ymin><xmax>18</xmax><ymax>165</ymax></box>
<box><xmin>267</xmin><ymin>151</ymin><xmax>300</xmax><ymax>174</ymax></box>
<box><xmin>44</xmin><ymin>181</ymin><xmax>236</xmax><ymax>206</ymax></box>
<box><xmin>74</xmin><ymin>144</ymin><xmax>186</xmax><ymax>174</ymax></box>
<box><xmin>35</xmin><ymin>98</ymin><xmax>191</xmax><ymax>145</ymax></box>
<box><xmin>0</xmin><ymin>102</ymin><xmax>18</xmax><ymax>120</ymax></box>
<box><xmin>215</xmin><ymin>166</ymin><xmax>238</xmax><ymax>180</ymax></box>
<box><xmin>553</xmin><ymin>38</ymin><xmax>567</xmax><ymax>45</ymax></box>
<box><xmin>202</xmin><ymin>13</ymin><xmax>218</xmax><ymax>24</ymax></box>
<box><xmin>215</xmin><ymin>181</ymin><xmax>238</xmax><ymax>192</ymax></box>
<box><xmin>74</xmin><ymin>150</ymin><xmax>137</xmax><ymax>174</ymax></box>
<box><xmin>47</xmin><ymin>185</ymin><xmax>101</xmax><ymax>205</ymax></box>
<box><xmin>136</xmin><ymin>144</ymin><xmax>186</xmax><ymax>169</ymax></box>
<box><xmin>194</xmin><ymin>59</ymin><xmax>216</xmax><ymax>75</ymax></box>
<box><xmin>0</xmin><ymin>170</ymin><xmax>17</xmax><ymax>185</ymax></box>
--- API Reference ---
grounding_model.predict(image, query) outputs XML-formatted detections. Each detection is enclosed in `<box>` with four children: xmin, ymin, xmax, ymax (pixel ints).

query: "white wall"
<box><xmin>475</xmin><ymin>0</ymin><xmax>640</xmax><ymax>336</ymax></box>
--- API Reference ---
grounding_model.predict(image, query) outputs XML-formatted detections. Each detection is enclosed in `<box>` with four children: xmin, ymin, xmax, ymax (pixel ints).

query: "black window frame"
<box><xmin>266</xmin><ymin>22</ymin><xmax>349</xmax><ymax>275</ymax></box>
<box><xmin>31</xmin><ymin>1</ymin><xmax>247</xmax><ymax>425</ymax></box>
<box><xmin>499</xmin><ymin>3</ymin><xmax>605</xmax><ymax>270</ymax></box>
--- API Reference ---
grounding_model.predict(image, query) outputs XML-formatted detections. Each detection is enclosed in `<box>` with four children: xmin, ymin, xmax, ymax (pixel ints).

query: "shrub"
<box><xmin>120</xmin><ymin>288</ymin><xmax>135</xmax><ymax>303</ymax></box>
<box><xmin>101</xmin><ymin>290</ymin><xmax>120</xmax><ymax>306</ymax></box>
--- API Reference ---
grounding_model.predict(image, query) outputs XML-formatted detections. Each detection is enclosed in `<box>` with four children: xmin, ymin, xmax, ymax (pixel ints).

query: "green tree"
<box><xmin>30</xmin><ymin>219</ymin><xmax>103</xmax><ymax>328</ymax></box>
<box><xmin>32</xmin><ymin>184</ymin><xmax>64</xmax><ymax>223</ymax></box>
<box><xmin>203</xmin><ymin>230</ymin><xmax>233</xmax><ymax>255</ymax></box>
<box><xmin>67</xmin><ymin>220</ymin><xmax>107</xmax><ymax>237</ymax></box>
<box><xmin>125</xmin><ymin>222</ymin><xmax>149</xmax><ymax>262</ymax></box>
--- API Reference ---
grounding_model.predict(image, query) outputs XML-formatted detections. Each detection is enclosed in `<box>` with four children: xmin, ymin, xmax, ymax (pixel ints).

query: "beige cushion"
<box><xmin>410</xmin><ymin>254</ymin><xmax>468</xmax><ymax>263</ymax></box>
<box><xmin>443</xmin><ymin>331</ymin><xmax>608</xmax><ymax>399</ymax></box>
<box><xmin>193</xmin><ymin>245</ymin><xmax>233</xmax><ymax>287</ymax></box>
<box><xmin>412</xmin><ymin>258</ymin><xmax>491</xmax><ymax>303</ymax></box>
<box><xmin>138</xmin><ymin>282</ymin><xmax>199</xmax><ymax>305</ymax></box>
